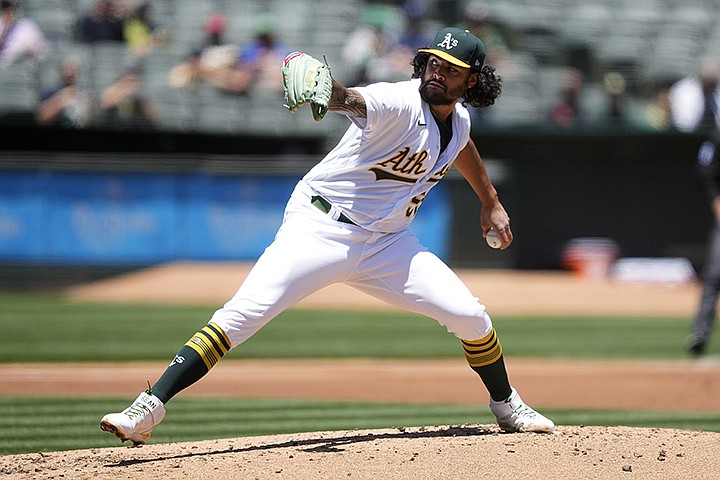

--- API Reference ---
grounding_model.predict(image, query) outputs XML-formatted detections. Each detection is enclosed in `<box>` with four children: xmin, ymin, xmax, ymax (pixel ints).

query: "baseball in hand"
<box><xmin>486</xmin><ymin>228</ymin><xmax>502</xmax><ymax>249</ymax></box>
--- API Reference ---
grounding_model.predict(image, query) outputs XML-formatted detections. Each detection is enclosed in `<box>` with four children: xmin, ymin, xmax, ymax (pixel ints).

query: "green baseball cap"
<box><xmin>419</xmin><ymin>27</ymin><xmax>486</xmax><ymax>71</ymax></box>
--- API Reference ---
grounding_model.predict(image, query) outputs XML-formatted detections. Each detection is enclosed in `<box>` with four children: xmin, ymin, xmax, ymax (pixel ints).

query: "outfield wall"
<box><xmin>0</xmin><ymin>154</ymin><xmax>451</xmax><ymax>266</ymax></box>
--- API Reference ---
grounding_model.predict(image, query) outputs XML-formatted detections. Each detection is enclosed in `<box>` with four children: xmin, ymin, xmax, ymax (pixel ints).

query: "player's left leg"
<box><xmin>348</xmin><ymin>229</ymin><xmax>554</xmax><ymax>433</ymax></box>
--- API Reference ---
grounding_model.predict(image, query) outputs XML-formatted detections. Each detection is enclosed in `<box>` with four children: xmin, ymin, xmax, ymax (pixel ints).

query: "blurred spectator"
<box><xmin>170</xmin><ymin>16</ymin><xmax>289</xmax><ymax>95</ymax></box>
<box><xmin>100</xmin><ymin>63</ymin><xmax>158</xmax><ymax>128</ymax></box>
<box><xmin>398</xmin><ymin>0</ymin><xmax>434</xmax><ymax>51</ymax></box>
<box><xmin>202</xmin><ymin>12</ymin><xmax>226</xmax><ymax>50</ymax></box>
<box><xmin>462</xmin><ymin>1</ymin><xmax>515</xmax><ymax>128</ymax></box>
<box><xmin>548</xmin><ymin>69</ymin><xmax>584</xmax><ymax>128</ymax></box>
<box><xmin>363</xmin><ymin>1</ymin><xmax>434</xmax><ymax>84</ymax></box>
<box><xmin>587</xmin><ymin>71</ymin><xmax>633</xmax><ymax>127</ymax></box>
<box><xmin>226</xmin><ymin>18</ymin><xmax>289</xmax><ymax>94</ymax></box>
<box><xmin>0</xmin><ymin>0</ymin><xmax>47</xmax><ymax>68</ymax></box>
<box><xmin>168</xmin><ymin>12</ymin><xmax>234</xmax><ymax>90</ymax></box>
<box><xmin>669</xmin><ymin>56</ymin><xmax>720</xmax><ymax>133</ymax></box>
<box><xmin>76</xmin><ymin>0</ymin><xmax>126</xmax><ymax>44</ymax></box>
<box><xmin>123</xmin><ymin>1</ymin><xmax>169</xmax><ymax>57</ymax></box>
<box><xmin>341</xmin><ymin>4</ymin><xmax>396</xmax><ymax>85</ymax></box>
<box><xmin>602</xmin><ymin>72</ymin><xmax>627</xmax><ymax>123</ymax></box>
<box><xmin>35</xmin><ymin>55</ymin><xmax>97</xmax><ymax>127</ymax></box>
<box><xmin>639</xmin><ymin>86</ymin><xmax>672</xmax><ymax>132</ymax></box>
<box><xmin>464</xmin><ymin>1</ymin><xmax>512</xmax><ymax>71</ymax></box>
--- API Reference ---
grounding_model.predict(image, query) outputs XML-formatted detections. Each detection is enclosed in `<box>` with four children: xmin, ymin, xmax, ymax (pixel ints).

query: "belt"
<box><xmin>311</xmin><ymin>195</ymin><xmax>356</xmax><ymax>225</ymax></box>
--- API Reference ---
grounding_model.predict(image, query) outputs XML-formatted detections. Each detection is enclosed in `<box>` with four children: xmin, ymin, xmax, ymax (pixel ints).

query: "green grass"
<box><xmin>1</xmin><ymin>292</ymin><xmax>717</xmax><ymax>456</ymax></box>
<box><xmin>1</xmin><ymin>396</ymin><xmax>718</xmax><ymax>456</ymax></box>
<box><xmin>0</xmin><ymin>293</ymin><xmax>712</xmax><ymax>362</ymax></box>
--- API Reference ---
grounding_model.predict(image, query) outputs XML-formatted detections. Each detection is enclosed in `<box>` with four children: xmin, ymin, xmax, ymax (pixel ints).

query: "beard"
<box><xmin>419</xmin><ymin>79</ymin><xmax>467</xmax><ymax>106</ymax></box>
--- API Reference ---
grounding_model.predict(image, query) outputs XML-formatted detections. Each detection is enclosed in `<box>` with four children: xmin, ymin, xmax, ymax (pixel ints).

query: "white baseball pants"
<box><xmin>210</xmin><ymin>182</ymin><xmax>494</xmax><ymax>347</ymax></box>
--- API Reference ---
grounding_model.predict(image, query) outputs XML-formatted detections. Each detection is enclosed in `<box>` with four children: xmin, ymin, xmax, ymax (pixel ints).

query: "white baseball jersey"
<box><xmin>302</xmin><ymin>78</ymin><xmax>472</xmax><ymax>232</ymax></box>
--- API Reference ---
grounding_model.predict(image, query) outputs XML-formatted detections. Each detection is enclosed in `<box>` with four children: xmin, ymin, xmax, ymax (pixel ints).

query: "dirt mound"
<box><xmin>2</xmin><ymin>425</ymin><xmax>718</xmax><ymax>480</ymax></box>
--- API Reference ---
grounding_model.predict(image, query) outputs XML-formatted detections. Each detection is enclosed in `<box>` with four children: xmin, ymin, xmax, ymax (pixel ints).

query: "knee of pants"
<box><xmin>437</xmin><ymin>305</ymin><xmax>495</xmax><ymax>341</ymax></box>
<box><xmin>209</xmin><ymin>306</ymin><xmax>276</xmax><ymax>348</ymax></box>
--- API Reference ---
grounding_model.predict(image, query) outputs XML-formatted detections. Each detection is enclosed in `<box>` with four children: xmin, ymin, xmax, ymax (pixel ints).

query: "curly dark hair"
<box><xmin>411</xmin><ymin>52</ymin><xmax>502</xmax><ymax>108</ymax></box>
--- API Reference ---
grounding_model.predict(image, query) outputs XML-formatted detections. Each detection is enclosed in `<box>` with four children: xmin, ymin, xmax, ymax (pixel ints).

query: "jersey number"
<box><xmin>406</xmin><ymin>193</ymin><xmax>427</xmax><ymax>217</ymax></box>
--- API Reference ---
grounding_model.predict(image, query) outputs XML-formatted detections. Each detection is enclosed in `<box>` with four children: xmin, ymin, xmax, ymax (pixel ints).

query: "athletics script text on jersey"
<box><xmin>369</xmin><ymin>146</ymin><xmax>453</xmax><ymax>217</ymax></box>
<box><xmin>370</xmin><ymin>147</ymin><xmax>428</xmax><ymax>183</ymax></box>
<box><xmin>369</xmin><ymin>147</ymin><xmax>451</xmax><ymax>184</ymax></box>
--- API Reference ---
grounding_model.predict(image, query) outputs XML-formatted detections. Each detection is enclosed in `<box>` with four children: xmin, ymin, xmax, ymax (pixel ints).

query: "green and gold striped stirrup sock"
<box><xmin>461</xmin><ymin>328</ymin><xmax>503</xmax><ymax>368</ymax></box>
<box><xmin>184</xmin><ymin>322</ymin><xmax>232</xmax><ymax>370</ymax></box>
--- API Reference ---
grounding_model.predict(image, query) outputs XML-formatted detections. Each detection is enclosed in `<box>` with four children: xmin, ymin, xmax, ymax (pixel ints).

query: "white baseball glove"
<box><xmin>281</xmin><ymin>51</ymin><xmax>333</xmax><ymax>122</ymax></box>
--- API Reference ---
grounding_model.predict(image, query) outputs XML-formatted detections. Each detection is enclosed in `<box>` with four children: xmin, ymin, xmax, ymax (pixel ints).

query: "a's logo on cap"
<box><xmin>437</xmin><ymin>32</ymin><xmax>458</xmax><ymax>50</ymax></box>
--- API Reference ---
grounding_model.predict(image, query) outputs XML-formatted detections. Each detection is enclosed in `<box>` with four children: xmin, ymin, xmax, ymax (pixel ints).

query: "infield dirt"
<box><xmin>1</xmin><ymin>262</ymin><xmax>719</xmax><ymax>479</ymax></box>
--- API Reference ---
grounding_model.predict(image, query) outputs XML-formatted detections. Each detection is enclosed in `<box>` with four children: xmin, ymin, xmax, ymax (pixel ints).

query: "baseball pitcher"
<box><xmin>101</xmin><ymin>27</ymin><xmax>554</xmax><ymax>445</ymax></box>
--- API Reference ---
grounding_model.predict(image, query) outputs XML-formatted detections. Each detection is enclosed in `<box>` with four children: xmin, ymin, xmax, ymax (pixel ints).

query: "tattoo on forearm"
<box><xmin>330</xmin><ymin>85</ymin><xmax>367</xmax><ymax>118</ymax></box>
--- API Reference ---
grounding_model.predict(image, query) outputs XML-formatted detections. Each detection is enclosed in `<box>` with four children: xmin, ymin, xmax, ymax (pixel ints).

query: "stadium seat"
<box><xmin>27</xmin><ymin>1</ymin><xmax>76</xmax><ymax>43</ymax></box>
<box><xmin>0</xmin><ymin>63</ymin><xmax>40</xmax><ymax>115</ymax></box>
<box><xmin>88</xmin><ymin>41</ymin><xmax>134</xmax><ymax>90</ymax></box>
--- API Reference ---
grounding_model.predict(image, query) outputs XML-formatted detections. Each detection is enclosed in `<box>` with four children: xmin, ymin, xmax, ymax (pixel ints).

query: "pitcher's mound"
<box><xmin>2</xmin><ymin>425</ymin><xmax>718</xmax><ymax>480</ymax></box>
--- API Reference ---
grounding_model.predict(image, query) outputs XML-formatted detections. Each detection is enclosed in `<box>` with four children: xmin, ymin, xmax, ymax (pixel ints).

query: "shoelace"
<box><xmin>511</xmin><ymin>404</ymin><xmax>538</xmax><ymax>419</ymax></box>
<box><xmin>123</xmin><ymin>403</ymin><xmax>150</xmax><ymax>420</ymax></box>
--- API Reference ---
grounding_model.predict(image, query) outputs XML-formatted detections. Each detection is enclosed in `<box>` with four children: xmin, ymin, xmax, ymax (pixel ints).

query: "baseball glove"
<box><xmin>282</xmin><ymin>51</ymin><xmax>333</xmax><ymax>122</ymax></box>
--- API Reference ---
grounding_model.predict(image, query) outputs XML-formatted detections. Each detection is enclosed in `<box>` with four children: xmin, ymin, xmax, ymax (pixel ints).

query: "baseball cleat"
<box><xmin>100</xmin><ymin>391</ymin><xmax>165</xmax><ymax>445</ymax></box>
<box><xmin>490</xmin><ymin>387</ymin><xmax>555</xmax><ymax>433</ymax></box>
<box><xmin>687</xmin><ymin>333</ymin><xmax>707</xmax><ymax>356</ymax></box>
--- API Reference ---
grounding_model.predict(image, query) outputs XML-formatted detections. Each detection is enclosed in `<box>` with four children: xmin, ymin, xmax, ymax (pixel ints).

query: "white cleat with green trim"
<box><xmin>100</xmin><ymin>391</ymin><xmax>166</xmax><ymax>445</ymax></box>
<box><xmin>490</xmin><ymin>387</ymin><xmax>555</xmax><ymax>433</ymax></box>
